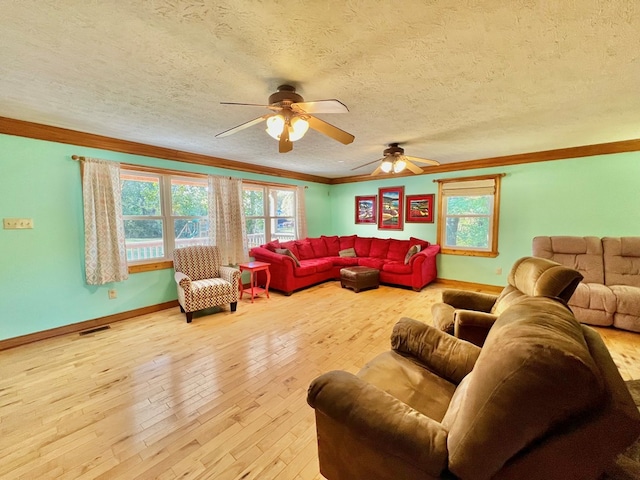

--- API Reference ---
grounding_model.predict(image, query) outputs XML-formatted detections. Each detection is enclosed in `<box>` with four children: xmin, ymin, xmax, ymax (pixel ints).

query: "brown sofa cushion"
<box><xmin>603</xmin><ymin>236</ymin><xmax>640</xmax><ymax>287</ymax></box>
<box><xmin>443</xmin><ymin>296</ymin><xmax>605</xmax><ymax>480</ymax></box>
<box><xmin>533</xmin><ymin>235</ymin><xmax>604</xmax><ymax>284</ymax></box>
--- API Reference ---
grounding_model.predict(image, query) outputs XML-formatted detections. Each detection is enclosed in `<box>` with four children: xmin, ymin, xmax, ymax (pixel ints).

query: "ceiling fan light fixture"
<box><xmin>266</xmin><ymin>115</ymin><xmax>285</xmax><ymax>140</ymax></box>
<box><xmin>289</xmin><ymin>116</ymin><xmax>309</xmax><ymax>141</ymax></box>
<box><xmin>393</xmin><ymin>158</ymin><xmax>406</xmax><ymax>173</ymax></box>
<box><xmin>380</xmin><ymin>159</ymin><xmax>393</xmax><ymax>173</ymax></box>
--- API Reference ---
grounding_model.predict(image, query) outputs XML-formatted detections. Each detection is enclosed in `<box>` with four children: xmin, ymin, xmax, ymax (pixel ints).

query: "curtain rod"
<box><xmin>71</xmin><ymin>155</ymin><xmax>308</xmax><ymax>188</ymax></box>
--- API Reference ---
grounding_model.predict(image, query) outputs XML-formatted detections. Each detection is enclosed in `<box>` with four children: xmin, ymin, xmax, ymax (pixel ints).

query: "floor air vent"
<box><xmin>79</xmin><ymin>325</ymin><xmax>111</xmax><ymax>336</ymax></box>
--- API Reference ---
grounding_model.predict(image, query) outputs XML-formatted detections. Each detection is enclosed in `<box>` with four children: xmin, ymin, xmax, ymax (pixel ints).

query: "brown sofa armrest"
<box><xmin>307</xmin><ymin>370</ymin><xmax>448</xmax><ymax>477</ymax></box>
<box><xmin>391</xmin><ymin>318</ymin><xmax>481</xmax><ymax>384</ymax></box>
<box><xmin>454</xmin><ymin>310</ymin><xmax>499</xmax><ymax>347</ymax></box>
<box><xmin>442</xmin><ymin>289</ymin><xmax>498</xmax><ymax>312</ymax></box>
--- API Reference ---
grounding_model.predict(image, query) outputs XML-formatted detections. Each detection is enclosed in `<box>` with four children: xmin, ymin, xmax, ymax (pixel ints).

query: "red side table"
<box><xmin>238</xmin><ymin>261</ymin><xmax>271</xmax><ymax>303</ymax></box>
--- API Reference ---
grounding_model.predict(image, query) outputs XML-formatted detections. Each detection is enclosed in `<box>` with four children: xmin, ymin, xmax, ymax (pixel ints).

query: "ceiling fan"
<box><xmin>352</xmin><ymin>143</ymin><xmax>440</xmax><ymax>176</ymax></box>
<box><xmin>215</xmin><ymin>84</ymin><xmax>355</xmax><ymax>153</ymax></box>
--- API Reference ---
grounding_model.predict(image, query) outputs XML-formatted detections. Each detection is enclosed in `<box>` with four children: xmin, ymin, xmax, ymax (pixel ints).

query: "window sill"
<box><xmin>440</xmin><ymin>249</ymin><xmax>499</xmax><ymax>258</ymax></box>
<box><xmin>129</xmin><ymin>260</ymin><xmax>174</xmax><ymax>274</ymax></box>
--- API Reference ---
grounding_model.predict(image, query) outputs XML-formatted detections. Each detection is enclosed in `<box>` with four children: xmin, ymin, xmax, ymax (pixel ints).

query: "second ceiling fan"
<box><xmin>215</xmin><ymin>84</ymin><xmax>355</xmax><ymax>153</ymax></box>
<box><xmin>352</xmin><ymin>143</ymin><xmax>440</xmax><ymax>176</ymax></box>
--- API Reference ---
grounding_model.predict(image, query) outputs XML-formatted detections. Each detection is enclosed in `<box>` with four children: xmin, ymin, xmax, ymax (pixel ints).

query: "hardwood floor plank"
<box><xmin>0</xmin><ymin>281</ymin><xmax>637</xmax><ymax>479</ymax></box>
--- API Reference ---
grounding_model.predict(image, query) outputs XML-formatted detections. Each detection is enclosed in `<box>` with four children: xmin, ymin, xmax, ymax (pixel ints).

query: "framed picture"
<box><xmin>355</xmin><ymin>195</ymin><xmax>377</xmax><ymax>224</ymax></box>
<box><xmin>378</xmin><ymin>186</ymin><xmax>404</xmax><ymax>230</ymax></box>
<box><xmin>406</xmin><ymin>194</ymin><xmax>435</xmax><ymax>223</ymax></box>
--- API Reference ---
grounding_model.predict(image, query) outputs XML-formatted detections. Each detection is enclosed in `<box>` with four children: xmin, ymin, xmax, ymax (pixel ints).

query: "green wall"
<box><xmin>1</xmin><ymin>131</ymin><xmax>639</xmax><ymax>341</ymax></box>
<box><xmin>0</xmin><ymin>134</ymin><xmax>330</xmax><ymax>340</ymax></box>
<box><xmin>331</xmin><ymin>152</ymin><xmax>640</xmax><ymax>285</ymax></box>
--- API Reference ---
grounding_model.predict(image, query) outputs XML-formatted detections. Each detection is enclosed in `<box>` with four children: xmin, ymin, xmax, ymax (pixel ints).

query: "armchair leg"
<box><xmin>231</xmin><ymin>302</ymin><xmax>237</xmax><ymax>312</ymax></box>
<box><xmin>179</xmin><ymin>305</ymin><xmax>185</xmax><ymax>313</ymax></box>
<box><xmin>186</xmin><ymin>312</ymin><xmax>193</xmax><ymax>323</ymax></box>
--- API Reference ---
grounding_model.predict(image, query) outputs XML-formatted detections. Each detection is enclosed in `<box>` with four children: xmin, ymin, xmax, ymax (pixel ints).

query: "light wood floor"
<box><xmin>1</xmin><ymin>282</ymin><xmax>639</xmax><ymax>479</ymax></box>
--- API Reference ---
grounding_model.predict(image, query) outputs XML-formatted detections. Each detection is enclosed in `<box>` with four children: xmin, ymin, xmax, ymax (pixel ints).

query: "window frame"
<box><xmin>243</xmin><ymin>183</ymin><xmax>298</xmax><ymax>249</ymax></box>
<box><xmin>435</xmin><ymin>174</ymin><xmax>503</xmax><ymax>258</ymax></box>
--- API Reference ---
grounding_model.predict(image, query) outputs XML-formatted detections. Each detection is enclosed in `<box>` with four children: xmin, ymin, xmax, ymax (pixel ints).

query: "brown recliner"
<box><xmin>431</xmin><ymin>256</ymin><xmax>583</xmax><ymax>346</ymax></box>
<box><xmin>307</xmin><ymin>296</ymin><xmax>640</xmax><ymax>480</ymax></box>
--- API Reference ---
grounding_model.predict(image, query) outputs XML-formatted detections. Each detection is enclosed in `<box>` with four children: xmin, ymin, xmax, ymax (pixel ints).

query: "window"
<box><xmin>121</xmin><ymin>170</ymin><xmax>209</xmax><ymax>263</ymax></box>
<box><xmin>243</xmin><ymin>184</ymin><xmax>297</xmax><ymax>249</ymax></box>
<box><xmin>436</xmin><ymin>174</ymin><xmax>503</xmax><ymax>257</ymax></box>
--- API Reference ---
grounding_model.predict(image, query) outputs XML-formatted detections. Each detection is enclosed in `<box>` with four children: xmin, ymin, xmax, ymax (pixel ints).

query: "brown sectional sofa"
<box><xmin>249</xmin><ymin>235</ymin><xmax>440</xmax><ymax>295</ymax></box>
<box><xmin>308</xmin><ymin>296</ymin><xmax>640</xmax><ymax>479</ymax></box>
<box><xmin>533</xmin><ymin>236</ymin><xmax>640</xmax><ymax>332</ymax></box>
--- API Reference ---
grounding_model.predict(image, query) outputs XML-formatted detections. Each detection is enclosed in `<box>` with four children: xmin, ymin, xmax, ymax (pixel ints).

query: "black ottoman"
<box><xmin>340</xmin><ymin>266</ymin><xmax>380</xmax><ymax>293</ymax></box>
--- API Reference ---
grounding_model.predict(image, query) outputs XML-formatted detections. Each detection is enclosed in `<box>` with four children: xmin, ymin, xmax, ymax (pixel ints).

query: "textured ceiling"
<box><xmin>1</xmin><ymin>0</ymin><xmax>639</xmax><ymax>179</ymax></box>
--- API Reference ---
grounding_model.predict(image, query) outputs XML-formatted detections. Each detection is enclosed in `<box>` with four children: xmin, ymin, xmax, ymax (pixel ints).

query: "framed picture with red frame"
<box><xmin>355</xmin><ymin>195</ymin><xmax>377</xmax><ymax>224</ymax></box>
<box><xmin>378</xmin><ymin>186</ymin><xmax>404</xmax><ymax>230</ymax></box>
<box><xmin>406</xmin><ymin>194</ymin><xmax>435</xmax><ymax>223</ymax></box>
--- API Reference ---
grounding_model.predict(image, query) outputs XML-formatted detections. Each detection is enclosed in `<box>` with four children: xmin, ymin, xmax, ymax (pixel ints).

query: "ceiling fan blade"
<box><xmin>404</xmin><ymin>155</ymin><xmax>440</xmax><ymax>166</ymax></box>
<box><xmin>351</xmin><ymin>157</ymin><xmax>385</xmax><ymax>171</ymax></box>
<box><xmin>292</xmin><ymin>99</ymin><xmax>349</xmax><ymax>114</ymax></box>
<box><xmin>404</xmin><ymin>160</ymin><xmax>424</xmax><ymax>174</ymax></box>
<box><xmin>279</xmin><ymin>126</ymin><xmax>292</xmax><ymax>153</ymax></box>
<box><xmin>215</xmin><ymin>114</ymin><xmax>271</xmax><ymax>138</ymax></box>
<box><xmin>220</xmin><ymin>102</ymin><xmax>270</xmax><ymax>107</ymax></box>
<box><xmin>370</xmin><ymin>165</ymin><xmax>383</xmax><ymax>176</ymax></box>
<box><xmin>306</xmin><ymin>116</ymin><xmax>355</xmax><ymax>145</ymax></box>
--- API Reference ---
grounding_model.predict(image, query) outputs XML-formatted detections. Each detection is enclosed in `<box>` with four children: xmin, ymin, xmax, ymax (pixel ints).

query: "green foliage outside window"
<box><xmin>445</xmin><ymin>196</ymin><xmax>492</xmax><ymax>248</ymax></box>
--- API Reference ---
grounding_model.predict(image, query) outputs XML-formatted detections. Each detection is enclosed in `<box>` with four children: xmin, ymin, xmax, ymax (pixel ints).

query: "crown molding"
<box><xmin>2</xmin><ymin>116</ymin><xmax>639</xmax><ymax>186</ymax></box>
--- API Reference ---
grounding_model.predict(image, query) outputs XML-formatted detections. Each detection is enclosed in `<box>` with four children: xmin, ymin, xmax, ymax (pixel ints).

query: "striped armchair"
<box><xmin>173</xmin><ymin>246</ymin><xmax>241</xmax><ymax>323</ymax></box>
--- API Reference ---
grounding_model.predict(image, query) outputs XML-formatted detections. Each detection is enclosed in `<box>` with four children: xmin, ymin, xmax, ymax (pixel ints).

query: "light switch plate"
<box><xmin>3</xmin><ymin>218</ymin><xmax>34</xmax><ymax>229</ymax></box>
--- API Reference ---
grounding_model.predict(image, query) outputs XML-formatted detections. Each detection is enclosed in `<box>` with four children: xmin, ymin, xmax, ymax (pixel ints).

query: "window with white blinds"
<box><xmin>436</xmin><ymin>174</ymin><xmax>503</xmax><ymax>257</ymax></box>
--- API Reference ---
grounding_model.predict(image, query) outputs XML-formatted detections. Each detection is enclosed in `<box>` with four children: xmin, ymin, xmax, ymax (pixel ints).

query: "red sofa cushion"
<box><xmin>302</xmin><ymin>258</ymin><xmax>333</xmax><ymax>273</ymax></box>
<box><xmin>322</xmin><ymin>235</ymin><xmax>341</xmax><ymax>256</ymax></box>
<box><xmin>281</xmin><ymin>240</ymin><xmax>300</xmax><ymax>259</ymax></box>
<box><xmin>309</xmin><ymin>237</ymin><xmax>329</xmax><ymax>257</ymax></box>
<box><xmin>328</xmin><ymin>256</ymin><xmax>360</xmax><ymax>266</ymax></box>
<box><xmin>387</xmin><ymin>239</ymin><xmax>411</xmax><ymax>262</ymax></box>
<box><xmin>296</xmin><ymin>240</ymin><xmax>316</xmax><ymax>260</ymax></box>
<box><xmin>370</xmin><ymin>238</ymin><xmax>391</xmax><ymax>258</ymax></box>
<box><xmin>354</xmin><ymin>237</ymin><xmax>373</xmax><ymax>257</ymax></box>
<box><xmin>410</xmin><ymin>236</ymin><xmax>430</xmax><ymax>251</ymax></box>
<box><xmin>339</xmin><ymin>235</ymin><xmax>357</xmax><ymax>250</ymax></box>
<box><xmin>358</xmin><ymin>257</ymin><xmax>386</xmax><ymax>269</ymax></box>
<box><xmin>382</xmin><ymin>261</ymin><xmax>412</xmax><ymax>274</ymax></box>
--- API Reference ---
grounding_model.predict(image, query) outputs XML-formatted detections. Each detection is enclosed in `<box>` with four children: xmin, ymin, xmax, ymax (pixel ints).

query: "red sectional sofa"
<box><xmin>248</xmin><ymin>235</ymin><xmax>440</xmax><ymax>295</ymax></box>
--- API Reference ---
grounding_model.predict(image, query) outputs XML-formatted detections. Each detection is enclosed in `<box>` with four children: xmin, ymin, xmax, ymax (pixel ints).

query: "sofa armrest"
<box><xmin>407</xmin><ymin>244</ymin><xmax>440</xmax><ymax>266</ymax></box>
<box><xmin>391</xmin><ymin>317</ymin><xmax>481</xmax><ymax>384</ymax></box>
<box><xmin>454</xmin><ymin>310</ymin><xmax>499</xmax><ymax>347</ymax></box>
<box><xmin>175</xmin><ymin>272</ymin><xmax>192</xmax><ymax>292</ymax></box>
<box><xmin>219</xmin><ymin>265</ymin><xmax>241</xmax><ymax>285</ymax></box>
<box><xmin>307</xmin><ymin>370</ymin><xmax>448</xmax><ymax>477</ymax></box>
<box><xmin>442</xmin><ymin>289</ymin><xmax>498</xmax><ymax>312</ymax></box>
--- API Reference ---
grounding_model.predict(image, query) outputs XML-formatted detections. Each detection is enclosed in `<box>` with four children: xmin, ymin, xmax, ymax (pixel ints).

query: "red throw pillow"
<box><xmin>322</xmin><ymin>235</ymin><xmax>341</xmax><ymax>256</ymax></box>
<box><xmin>280</xmin><ymin>240</ymin><xmax>299</xmax><ymax>259</ymax></box>
<box><xmin>387</xmin><ymin>239</ymin><xmax>410</xmax><ymax>262</ymax></box>
<box><xmin>354</xmin><ymin>237</ymin><xmax>373</xmax><ymax>257</ymax></box>
<box><xmin>369</xmin><ymin>238</ymin><xmax>391</xmax><ymax>258</ymax></box>
<box><xmin>264</xmin><ymin>239</ymin><xmax>281</xmax><ymax>252</ymax></box>
<box><xmin>309</xmin><ymin>237</ymin><xmax>329</xmax><ymax>257</ymax></box>
<box><xmin>339</xmin><ymin>235</ymin><xmax>357</xmax><ymax>250</ymax></box>
<box><xmin>296</xmin><ymin>240</ymin><xmax>316</xmax><ymax>260</ymax></box>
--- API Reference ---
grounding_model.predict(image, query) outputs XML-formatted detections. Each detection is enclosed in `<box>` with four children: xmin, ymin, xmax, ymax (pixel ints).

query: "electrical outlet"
<box><xmin>495</xmin><ymin>267</ymin><xmax>502</xmax><ymax>275</ymax></box>
<box><xmin>3</xmin><ymin>218</ymin><xmax>34</xmax><ymax>229</ymax></box>
<box><xmin>108</xmin><ymin>289</ymin><xmax>117</xmax><ymax>299</ymax></box>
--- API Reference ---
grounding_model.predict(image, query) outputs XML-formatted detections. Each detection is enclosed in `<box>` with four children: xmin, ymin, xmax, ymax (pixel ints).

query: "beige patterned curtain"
<box><xmin>208</xmin><ymin>175</ymin><xmax>248</xmax><ymax>265</ymax></box>
<box><xmin>296</xmin><ymin>185</ymin><xmax>308</xmax><ymax>239</ymax></box>
<box><xmin>81</xmin><ymin>158</ymin><xmax>128</xmax><ymax>285</ymax></box>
